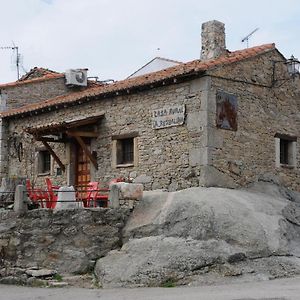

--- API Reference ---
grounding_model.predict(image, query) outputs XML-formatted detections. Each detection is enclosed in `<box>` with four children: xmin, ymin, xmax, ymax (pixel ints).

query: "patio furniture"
<box><xmin>86</xmin><ymin>182</ymin><xmax>109</xmax><ymax>208</ymax></box>
<box><xmin>45</xmin><ymin>178</ymin><xmax>59</xmax><ymax>209</ymax></box>
<box><xmin>26</xmin><ymin>179</ymin><xmax>49</xmax><ymax>208</ymax></box>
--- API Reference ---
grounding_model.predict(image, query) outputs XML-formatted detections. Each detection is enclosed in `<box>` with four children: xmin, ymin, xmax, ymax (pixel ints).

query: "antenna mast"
<box><xmin>0</xmin><ymin>45</ymin><xmax>20</xmax><ymax>80</ymax></box>
<box><xmin>241</xmin><ymin>28</ymin><xmax>259</xmax><ymax>48</ymax></box>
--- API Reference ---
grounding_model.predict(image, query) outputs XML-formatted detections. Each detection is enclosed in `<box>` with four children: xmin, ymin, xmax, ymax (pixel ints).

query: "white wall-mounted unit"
<box><xmin>65</xmin><ymin>69</ymin><xmax>88</xmax><ymax>86</ymax></box>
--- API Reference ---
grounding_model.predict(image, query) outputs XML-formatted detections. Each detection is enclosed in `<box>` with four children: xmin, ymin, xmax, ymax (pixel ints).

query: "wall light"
<box><xmin>271</xmin><ymin>55</ymin><xmax>300</xmax><ymax>87</ymax></box>
<box><xmin>286</xmin><ymin>55</ymin><xmax>300</xmax><ymax>78</ymax></box>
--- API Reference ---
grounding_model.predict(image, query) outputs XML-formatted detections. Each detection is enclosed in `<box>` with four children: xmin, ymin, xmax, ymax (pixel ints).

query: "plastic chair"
<box><xmin>86</xmin><ymin>182</ymin><xmax>109</xmax><ymax>208</ymax></box>
<box><xmin>45</xmin><ymin>178</ymin><xmax>59</xmax><ymax>209</ymax></box>
<box><xmin>26</xmin><ymin>179</ymin><xmax>49</xmax><ymax>208</ymax></box>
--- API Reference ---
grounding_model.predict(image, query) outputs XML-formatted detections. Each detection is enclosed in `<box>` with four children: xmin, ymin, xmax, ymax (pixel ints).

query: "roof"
<box><xmin>18</xmin><ymin>67</ymin><xmax>60</xmax><ymax>81</ymax></box>
<box><xmin>25</xmin><ymin>112</ymin><xmax>105</xmax><ymax>135</ymax></box>
<box><xmin>0</xmin><ymin>68</ymin><xmax>64</xmax><ymax>88</ymax></box>
<box><xmin>1</xmin><ymin>43</ymin><xmax>275</xmax><ymax>119</ymax></box>
<box><xmin>127</xmin><ymin>57</ymin><xmax>182</xmax><ymax>79</ymax></box>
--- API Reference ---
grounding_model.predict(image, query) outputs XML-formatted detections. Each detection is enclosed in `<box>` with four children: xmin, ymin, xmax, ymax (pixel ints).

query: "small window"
<box><xmin>112</xmin><ymin>133</ymin><xmax>138</xmax><ymax>167</ymax></box>
<box><xmin>38</xmin><ymin>150</ymin><xmax>51</xmax><ymax>174</ymax></box>
<box><xmin>275</xmin><ymin>134</ymin><xmax>297</xmax><ymax>168</ymax></box>
<box><xmin>280</xmin><ymin>139</ymin><xmax>290</xmax><ymax>165</ymax></box>
<box><xmin>117</xmin><ymin>138</ymin><xmax>134</xmax><ymax>165</ymax></box>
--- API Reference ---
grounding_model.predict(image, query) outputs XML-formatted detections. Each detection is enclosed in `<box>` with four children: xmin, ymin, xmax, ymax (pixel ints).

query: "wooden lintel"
<box><xmin>74</xmin><ymin>135</ymin><xmax>98</xmax><ymax>170</ymax></box>
<box><xmin>35</xmin><ymin>136</ymin><xmax>68</xmax><ymax>143</ymax></box>
<box><xmin>66</xmin><ymin>130</ymin><xmax>99</xmax><ymax>138</ymax></box>
<box><xmin>41</xmin><ymin>140</ymin><xmax>66</xmax><ymax>172</ymax></box>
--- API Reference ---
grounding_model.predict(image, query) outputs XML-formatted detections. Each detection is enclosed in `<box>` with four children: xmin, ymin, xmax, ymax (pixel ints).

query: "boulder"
<box><xmin>25</xmin><ymin>268</ymin><xmax>57</xmax><ymax>277</ymax></box>
<box><xmin>114</xmin><ymin>182</ymin><xmax>143</xmax><ymax>200</ymax></box>
<box><xmin>95</xmin><ymin>186</ymin><xmax>300</xmax><ymax>287</ymax></box>
<box><xmin>95</xmin><ymin>236</ymin><xmax>235</xmax><ymax>288</ymax></box>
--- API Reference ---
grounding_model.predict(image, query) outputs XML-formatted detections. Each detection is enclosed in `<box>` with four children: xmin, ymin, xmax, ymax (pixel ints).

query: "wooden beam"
<box><xmin>66</xmin><ymin>130</ymin><xmax>99</xmax><ymax>138</ymax></box>
<box><xmin>35</xmin><ymin>136</ymin><xmax>69</xmax><ymax>143</ymax></box>
<box><xmin>41</xmin><ymin>140</ymin><xmax>66</xmax><ymax>172</ymax></box>
<box><xmin>73</xmin><ymin>135</ymin><xmax>98</xmax><ymax>170</ymax></box>
<box><xmin>65</xmin><ymin>115</ymin><xmax>104</xmax><ymax>129</ymax></box>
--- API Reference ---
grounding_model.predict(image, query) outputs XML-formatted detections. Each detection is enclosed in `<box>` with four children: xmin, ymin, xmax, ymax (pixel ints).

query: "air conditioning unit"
<box><xmin>65</xmin><ymin>69</ymin><xmax>88</xmax><ymax>86</ymax></box>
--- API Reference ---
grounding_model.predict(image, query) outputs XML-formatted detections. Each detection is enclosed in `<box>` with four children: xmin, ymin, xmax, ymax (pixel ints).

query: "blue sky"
<box><xmin>0</xmin><ymin>0</ymin><xmax>300</xmax><ymax>83</ymax></box>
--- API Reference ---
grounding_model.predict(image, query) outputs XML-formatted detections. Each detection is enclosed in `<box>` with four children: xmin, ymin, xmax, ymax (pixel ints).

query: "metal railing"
<box><xmin>0</xmin><ymin>186</ymin><xmax>110</xmax><ymax>210</ymax></box>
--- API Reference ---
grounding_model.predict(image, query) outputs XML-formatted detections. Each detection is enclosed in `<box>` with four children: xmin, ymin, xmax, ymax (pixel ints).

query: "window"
<box><xmin>117</xmin><ymin>138</ymin><xmax>134</xmax><ymax>165</ymax></box>
<box><xmin>280</xmin><ymin>139</ymin><xmax>290</xmax><ymax>165</ymax></box>
<box><xmin>275</xmin><ymin>134</ymin><xmax>297</xmax><ymax>168</ymax></box>
<box><xmin>38</xmin><ymin>150</ymin><xmax>51</xmax><ymax>174</ymax></box>
<box><xmin>112</xmin><ymin>133</ymin><xmax>138</xmax><ymax>167</ymax></box>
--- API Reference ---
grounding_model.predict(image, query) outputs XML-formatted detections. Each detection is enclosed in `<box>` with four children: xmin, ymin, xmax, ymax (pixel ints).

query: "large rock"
<box><xmin>95</xmin><ymin>186</ymin><xmax>300</xmax><ymax>287</ymax></box>
<box><xmin>25</xmin><ymin>268</ymin><xmax>57</xmax><ymax>277</ymax></box>
<box><xmin>124</xmin><ymin>187</ymin><xmax>288</xmax><ymax>255</ymax></box>
<box><xmin>95</xmin><ymin>236</ymin><xmax>235</xmax><ymax>288</ymax></box>
<box><xmin>112</xmin><ymin>182</ymin><xmax>143</xmax><ymax>200</ymax></box>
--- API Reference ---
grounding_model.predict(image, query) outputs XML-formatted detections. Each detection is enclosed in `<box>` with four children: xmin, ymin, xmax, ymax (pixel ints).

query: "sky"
<box><xmin>0</xmin><ymin>0</ymin><xmax>300</xmax><ymax>84</ymax></box>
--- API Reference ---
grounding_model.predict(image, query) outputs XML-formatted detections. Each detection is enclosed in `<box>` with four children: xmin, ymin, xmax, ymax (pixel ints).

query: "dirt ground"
<box><xmin>1</xmin><ymin>276</ymin><xmax>300</xmax><ymax>300</ymax></box>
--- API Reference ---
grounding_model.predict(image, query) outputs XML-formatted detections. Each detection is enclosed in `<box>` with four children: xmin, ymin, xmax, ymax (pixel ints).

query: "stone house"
<box><xmin>0</xmin><ymin>67</ymin><xmax>99</xmax><ymax>178</ymax></box>
<box><xmin>1</xmin><ymin>20</ymin><xmax>300</xmax><ymax>192</ymax></box>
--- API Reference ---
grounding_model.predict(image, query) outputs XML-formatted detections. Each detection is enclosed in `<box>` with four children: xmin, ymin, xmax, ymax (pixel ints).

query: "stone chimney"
<box><xmin>201</xmin><ymin>20</ymin><xmax>226</xmax><ymax>61</ymax></box>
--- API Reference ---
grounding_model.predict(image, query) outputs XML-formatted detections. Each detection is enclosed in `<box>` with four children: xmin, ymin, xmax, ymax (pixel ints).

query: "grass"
<box><xmin>161</xmin><ymin>278</ymin><xmax>176</xmax><ymax>288</ymax></box>
<box><xmin>53</xmin><ymin>273</ymin><xmax>63</xmax><ymax>282</ymax></box>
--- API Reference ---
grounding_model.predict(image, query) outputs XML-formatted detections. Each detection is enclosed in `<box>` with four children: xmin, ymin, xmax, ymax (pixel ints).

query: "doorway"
<box><xmin>75</xmin><ymin>139</ymin><xmax>91</xmax><ymax>198</ymax></box>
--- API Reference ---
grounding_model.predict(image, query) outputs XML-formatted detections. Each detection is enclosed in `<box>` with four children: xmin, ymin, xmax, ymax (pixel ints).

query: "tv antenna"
<box><xmin>241</xmin><ymin>28</ymin><xmax>259</xmax><ymax>48</ymax></box>
<box><xmin>0</xmin><ymin>43</ymin><xmax>21</xmax><ymax>80</ymax></box>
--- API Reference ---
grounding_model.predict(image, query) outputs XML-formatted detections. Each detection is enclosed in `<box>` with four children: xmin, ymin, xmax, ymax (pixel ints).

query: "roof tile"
<box><xmin>0</xmin><ymin>43</ymin><xmax>275</xmax><ymax>118</ymax></box>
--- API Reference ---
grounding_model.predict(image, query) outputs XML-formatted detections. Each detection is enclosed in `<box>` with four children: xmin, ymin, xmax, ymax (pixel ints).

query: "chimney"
<box><xmin>201</xmin><ymin>20</ymin><xmax>226</xmax><ymax>61</ymax></box>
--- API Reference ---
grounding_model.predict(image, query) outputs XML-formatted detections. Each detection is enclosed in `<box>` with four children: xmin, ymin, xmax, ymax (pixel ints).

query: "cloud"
<box><xmin>40</xmin><ymin>0</ymin><xmax>53</xmax><ymax>4</ymax></box>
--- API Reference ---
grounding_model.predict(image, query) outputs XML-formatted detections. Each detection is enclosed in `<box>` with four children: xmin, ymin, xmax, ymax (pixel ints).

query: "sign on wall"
<box><xmin>216</xmin><ymin>91</ymin><xmax>238</xmax><ymax>131</ymax></box>
<box><xmin>152</xmin><ymin>105</ymin><xmax>185</xmax><ymax>129</ymax></box>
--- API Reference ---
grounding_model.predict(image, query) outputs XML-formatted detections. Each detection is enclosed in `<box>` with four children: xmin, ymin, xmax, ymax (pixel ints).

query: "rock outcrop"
<box><xmin>95</xmin><ymin>186</ymin><xmax>300</xmax><ymax>287</ymax></box>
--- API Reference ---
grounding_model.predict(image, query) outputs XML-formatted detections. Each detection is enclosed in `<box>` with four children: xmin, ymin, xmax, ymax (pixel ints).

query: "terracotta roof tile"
<box><xmin>18</xmin><ymin>67</ymin><xmax>60</xmax><ymax>81</ymax></box>
<box><xmin>0</xmin><ymin>72</ymin><xmax>64</xmax><ymax>88</ymax></box>
<box><xmin>1</xmin><ymin>43</ymin><xmax>275</xmax><ymax>118</ymax></box>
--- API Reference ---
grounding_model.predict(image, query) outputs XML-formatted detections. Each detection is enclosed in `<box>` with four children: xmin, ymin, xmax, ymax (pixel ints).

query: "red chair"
<box><xmin>26</xmin><ymin>179</ymin><xmax>49</xmax><ymax>208</ymax></box>
<box><xmin>86</xmin><ymin>182</ymin><xmax>109</xmax><ymax>208</ymax></box>
<box><xmin>45</xmin><ymin>178</ymin><xmax>59</xmax><ymax>209</ymax></box>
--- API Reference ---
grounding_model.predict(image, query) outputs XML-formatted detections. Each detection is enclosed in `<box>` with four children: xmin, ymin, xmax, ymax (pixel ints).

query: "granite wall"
<box><xmin>204</xmin><ymin>49</ymin><xmax>300</xmax><ymax>191</ymax></box>
<box><xmin>5</xmin><ymin>77</ymin><xmax>209</xmax><ymax>191</ymax></box>
<box><xmin>0</xmin><ymin>208</ymin><xmax>130</xmax><ymax>276</ymax></box>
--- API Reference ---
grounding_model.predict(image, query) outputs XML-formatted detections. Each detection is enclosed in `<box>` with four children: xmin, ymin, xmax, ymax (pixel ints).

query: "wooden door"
<box><xmin>76</xmin><ymin>140</ymin><xmax>91</xmax><ymax>199</ymax></box>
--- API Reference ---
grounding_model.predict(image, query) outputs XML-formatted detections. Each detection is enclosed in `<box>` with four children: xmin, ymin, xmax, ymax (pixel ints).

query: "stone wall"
<box><xmin>205</xmin><ymin>50</ymin><xmax>300</xmax><ymax>191</ymax></box>
<box><xmin>0</xmin><ymin>76</ymin><xmax>84</xmax><ymax>179</ymax></box>
<box><xmin>0</xmin><ymin>208</ymin><xmax>130</xmax><ymax>275</ymax></box>
<box><xmin>0</xmin><ymin>119</ymin><xmax>8</xmax><ymax>177</ymax></box>
<box><xmin>5</xmin><ymin>77</ymin><xmax>209</xmax><ymax>191</ymax></box>
<box><xmin>1</xmin><ymin>77</ymin><xmax>72</xmax><ymax>109</ymax></box>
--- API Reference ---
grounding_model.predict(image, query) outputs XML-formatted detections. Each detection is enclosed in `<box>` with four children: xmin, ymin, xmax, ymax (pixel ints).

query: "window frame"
<box><xmin>37</xmin><ymin>149</ymin><xmax>51</xmax><ymax>175</ymax></box>
<box><xmin>112</xmin><ymin>132</ymin><xmax>138</xmax><ymax>168</ymax></box>
<box><xmin>275</xmin><ymin>133</ymin><xmax>297</xmax><ymax>168</ymax></box>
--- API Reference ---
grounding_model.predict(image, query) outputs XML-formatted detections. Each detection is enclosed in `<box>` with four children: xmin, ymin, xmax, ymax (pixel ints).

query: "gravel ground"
<box><xmin>1</xmin><ymin>276</ymin><xmax>300</xmax><ymax>300</ymax></box>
